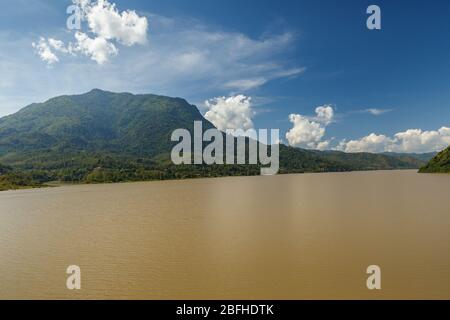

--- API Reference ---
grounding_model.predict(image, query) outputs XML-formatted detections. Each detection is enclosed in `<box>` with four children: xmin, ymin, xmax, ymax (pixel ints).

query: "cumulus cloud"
<box><xmin>30</xmin><ymin>2</ymin><xmax>302</xmax><ymax>93</ymax></box>
<box><xmin>33</xmin><ymin>32</ymin><xmax>119</xmax><ymax>65</ymax></box>
<box><xmin>285</xmin><ymin>105</ymin><xmax>334</xmax><ymax>149</ymax></box>
<box><xmin>316</xmin><ymin>140</ymin><xmax>331</xmax><ymax>151</ymax></box>
<box><xmin>393</xmin><ymin>127</ymin><xmax>450</xmax><ymax>152</ymax></box>
<box><xmin>336</xmin><ymin>133</ymin><xmax>392</xmax><ymax>153</ymax></box>
<box><xmin>204</xmin><ymin>95</ymin><xmax>254</xmax><ymax>132</ymax></box>
<box><xmin>286</xmin><ymin>114</ymin><xmax>325</xmax><ymax>147</ymax></box>
<box><xmin>84</xmin><ymin>0</ymin><xmax>148</xmax><ymax>46</ymax></box>
<box><xmin>73</xmin><ymin>31</ymin><xmax>118</xmax><ymax>64</ymax></box>
<box><xmin>337</xmin><ymin>127</ymin><xmax>450</xmax><ymax>153</ymax></box>
<box><xmin>33</xmin><ymin>0</ymin><xmax>148</xmax><ymax>65</ymax></box>
<box><xmin>48</xmin><ymin>38</ymin><xmax>70</xmax><ymax>53</ymax></box>
<box><xmin>285</xmin><ymin>105</ymin><xmax>449</xmax><ymax>153</ymax></box>
<box><xmin>31</xmin><ymin>38</ymin><xmax>59</xmax><ymax>65</ymax></box>
<box><xmin>315</xmin><ymin>105</ymin><xmax>334</xmax><ymax>125</ymax></box>
<box><xmin>11</xmin><ymin>9</ymin><xmax>303</xmax><ymax>115</ymax></box>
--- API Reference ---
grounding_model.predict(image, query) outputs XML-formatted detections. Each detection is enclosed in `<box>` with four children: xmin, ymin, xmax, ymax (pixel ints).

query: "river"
<box><xmin>0</xmin><ymin>170</ymin><xmax>449</xmax><ymax>299</ymax></box>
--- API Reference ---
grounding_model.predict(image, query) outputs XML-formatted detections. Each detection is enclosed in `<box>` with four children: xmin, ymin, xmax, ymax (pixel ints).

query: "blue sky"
<box><xmin>0</xmin><ymin>0</ymin><xmax>449</xmax><ymax>153</ymax></box>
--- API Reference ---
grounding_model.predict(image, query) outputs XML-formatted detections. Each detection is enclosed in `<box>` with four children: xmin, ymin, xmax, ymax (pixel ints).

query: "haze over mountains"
<box><xmin>0</xmin><ymin>89</ymin><xmax>442</xmax><ymax>190</ymax></box>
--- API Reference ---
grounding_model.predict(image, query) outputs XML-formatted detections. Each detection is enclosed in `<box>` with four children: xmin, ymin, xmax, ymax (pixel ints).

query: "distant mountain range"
<box><xmin>382</xmin><ymin>151</ymin><xmax>437</xmax><ymax>163</ymax></box>
<box><xmin>0</xmin><ymin>89</ymin><xmax>440</xmax><ymax>190</ymax></box>
<box><xmin>419</xmin><ymin>146</ymin><xmax>450</xmax><ymax>173</ymax></box>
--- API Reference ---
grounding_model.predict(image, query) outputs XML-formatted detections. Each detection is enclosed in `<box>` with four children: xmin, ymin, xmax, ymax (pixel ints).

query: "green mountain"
<box><xmin>419</xmin><ymin>146</ymin><xmax>450</xmax><ymax>173</ymax></box>
<box><xmin>0</xmin><ymin>89</ymin><xmax>432</xmax><ymax>189</ymax></box>
<box><xmin>382</xmin><ymin>151</ymin><xmax>437</xmax><ymax>163</ymax></box>
<box><xmin>318</xmin><ymin>150</ymin><xmax>428</xmax><ymax>170</ymax></box>
<box><xmin>0</xmin><ymin>89</ymin><xmax>213</xmax><ymax>158</ymax></box>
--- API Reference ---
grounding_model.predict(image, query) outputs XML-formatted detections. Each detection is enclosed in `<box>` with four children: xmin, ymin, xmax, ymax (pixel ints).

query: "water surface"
<box><xmin>0</xmin><ymin>170</ymin><xmax>449</xmax><ymax>299</ymax></box>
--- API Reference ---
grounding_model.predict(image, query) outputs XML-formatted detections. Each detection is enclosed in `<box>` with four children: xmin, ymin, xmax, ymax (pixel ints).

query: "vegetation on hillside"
<box><xmin>419</xmin><ymin>146</ymin><xmax>450</xmax><ymax>173</ymax></box>
<box><xmin>0</xmin><ymin>89</ymin><xmax>434</xmax><ymax>190</ymax></box>
<box><xmin>0</xmin><ymin>89</ymin><xmax>213</xmax><ymax>157</ymax></box>
<box><xmin>317</xmin><ymin>150</ymin><xmax>427</xmax><ymax>170</ymax></box>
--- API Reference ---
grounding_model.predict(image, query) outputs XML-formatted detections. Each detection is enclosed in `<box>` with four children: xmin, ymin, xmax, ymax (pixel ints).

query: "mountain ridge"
<box><xmin>0</xmin><ymin>89</ymin><xmax>436</xmax><ymax>189</ymax></box>
<box><xmin>0</xmin><ymin>89</ymin><xmax>213</xmax><ymax>157</ymax></box>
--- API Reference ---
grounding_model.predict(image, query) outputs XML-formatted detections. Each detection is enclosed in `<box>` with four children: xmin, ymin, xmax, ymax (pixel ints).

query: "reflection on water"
<box><xmin>0</xmin><ymin>170</ymin><xmax>449</xmax><ymax>299</ymax></box>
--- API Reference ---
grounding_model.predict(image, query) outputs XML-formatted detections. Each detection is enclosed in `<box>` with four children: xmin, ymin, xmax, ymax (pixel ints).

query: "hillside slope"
<box><xmin>0</xmin><ymin>89</ymin><xmax>213</xmax><ymax>159</ymax></box>
<box><xmin>317</xmin><ymin>150</ymin><xmax>427</xmax><ymax>170</ymax></box>
<box><xmin>419</xmin><ymin>146</ymin><xmax>450</xmax><ymax>173</ymax></box>
<box><xmin>0</xmin><ymin>89</ymin><xmax>431</xmax><ymax>186</ymax></box>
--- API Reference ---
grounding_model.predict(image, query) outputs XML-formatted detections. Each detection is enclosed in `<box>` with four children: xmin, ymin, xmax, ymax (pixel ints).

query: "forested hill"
<box><xmin>0</xmin><ymin>89</ymin><xmax>433</xmax><ymax>189</ymax></box>
<box><xmin>0</xmin><ymin>89</ymin><xmax>213</xmax><ymax>158</ymax></box>
<box><xmin>419</xmin><ymin>146</ymin><xmax>450</xmax><ymax>173</ymax></box>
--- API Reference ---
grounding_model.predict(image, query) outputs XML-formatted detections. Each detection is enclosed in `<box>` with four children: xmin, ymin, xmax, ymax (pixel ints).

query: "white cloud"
<box><xmin>9</xmin><ymin>9</ymin><xmax>302</xmax><ymax>116</ymax></box>
<box><xmin>33</xmin><ymin>0</ymin><xmax>148</xmax><ymax>65</ymax></box>
<box><xmin>224</xmin><ymin>68</ymin><xmax>306</xmax><ymax>91</ymax></box>
<box><xmin>315</xmin><ymin>105</ymin><xmax>334</xmax><ymax>125</ymax></box>
<box><xmin>30</xmin><ymin>4</ymin><xmax>301</xmax><ymax>93</ymax></box>
<box><xmin>40</xmin><ymin>16</ymin><xmax>296</xmax><ymax>101</ymax></box>
<box><xmin>73</xmin><ymin>31</ymin><xmax>118</xmax><ymax>64</ymax></box>
<box><xmin>393</xmin><ymin>127</ymin><xmax>450</xmax><ymax>153</ymax></box>
<box><xmin>137</xmin><ymin>19</ymin><xmax>303</xmax><ymax>92</ymax></box>
<box><xmin>316</xmin><ymin>140</ymin><xmax>331</xmax><ymax>151</ymax></box>
<box><xmin>286</xmin><ymin>114</ymin><xmax>325</xmax><ymax>148</ymax></box>
<box><xmin>336</xmin><ymin>133</ymin><xmax>392</xmax><ymax>153</ymax></box>
<box><xmin>33</xmin><ymin>32</ymin><xmax>118</xmax><ymax>65</ymax></box>
<box><xmin>31</xmin><ymin>38</ymin><xmax>59</xmax><ymax>65</ymax></box>
<box><xmin>364</xmin><ymin>108</ymin><xmax>392</xmax><ymax>116</ymax></box>
<box><xmin>337</xmin><ymin>127</ymin><xmax>450</xmax><ymax>153</ymax></box>
<box><xmin>204</xmin><ymin>95</ymin><xmax>254</xmax><ymax>132</ymax></box>
<box><xmin>84</xmin><ymin>0</ymin><xmax>148</xmax><ymax>46</ymax></box>
<box><xmin>225</xmin><ymin>78</ymin><xmax>268</xmax><ymax>91</ymax></box>
<box><xmin>48</xmin><ymin>38</ymin><xmax>69</xmax><ymax>53</ymax></box>
<box><xmin>285</xmin><ymin>105</ymin><xmax>334</xmax><ymax>149</ymax></box>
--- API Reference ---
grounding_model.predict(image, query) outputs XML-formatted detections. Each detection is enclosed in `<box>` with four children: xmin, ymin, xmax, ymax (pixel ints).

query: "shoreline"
<box><xmin>0</xmin><ymin>168</ymin><xmax>423</xmax><ymax>193</ymax></box>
